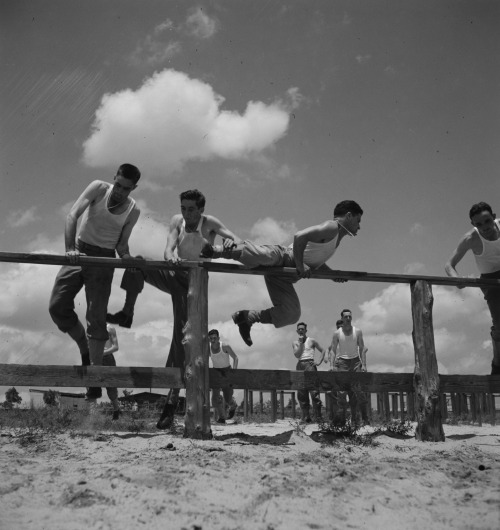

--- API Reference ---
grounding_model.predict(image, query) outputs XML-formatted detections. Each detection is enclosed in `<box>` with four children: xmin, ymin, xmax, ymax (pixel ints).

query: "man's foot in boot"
<box><xmin>81</xmin><ymin>352</ymin><xmax>90</xmax><ymax>366</ymax></box>
<box><xmin>112</xmin><ymin>410</ymin><xmax>120</xmax><ymax>421</ymax></box>
<box><xmin>492</xmin><ymin>362</ymin><xmax>500</xmax><ymax>375</ymax></box>
<box><xmin>106</xmin><ymin>310</ymin><xmax>133</xmax><ymax>329</ymax></box>
<box><xmin>216</xmin><ymin>417</ymin><xmax>226</xmax><ymax>424</ymax></box>
<box><xmin>156</xmin><ymin>403</ymin><xmax>176</xmax><ymax>430</ymax></box>
<box><xmin>86</xmin><ymin>387</ymin><xmax>102</xmax><ymax>400</ymax></box>
<box><xmin>232</xmin><ymin>310</ymin><xmax>253</xmax><ymax>346</ymax></box>
<box><xmin>227</xmin><ymin>406</ymin><xmax>237</xmax><ymax>420</ymax></box>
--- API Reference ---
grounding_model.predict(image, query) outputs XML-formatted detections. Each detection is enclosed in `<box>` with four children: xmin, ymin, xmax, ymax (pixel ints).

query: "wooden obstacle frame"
<box><xmin>0</xmin><ymin>251</ymin><xmax>499</xmax><ymax>441</ymax></box>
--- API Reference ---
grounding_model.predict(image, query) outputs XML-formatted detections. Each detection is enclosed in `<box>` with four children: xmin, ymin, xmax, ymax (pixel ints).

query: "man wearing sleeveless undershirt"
<box><xmin>107</xmin><ymin>189</ymin><xmax>240</xmax><ymax>428</ymax></box>
<box><xmin>201</xmin><ymin>200</ymin><xmax>363</xmax><ymax>347</ymax></box>
<box><xmin>328</xmin><ymin>309</ymin><xmax>369</xmax><ymax>424</ymax></box>
<box><xmin>208</xmin><ymin>328</ymin><xmax>239</xmax><ymax>424</ymax></box>
<box><xmin>445</xmin><ymin>201</ymin><xmax>500</xmax><ymax>375</ymax></box>
<box><xmin>49</xmin><ymin>163</ymin><xmax>141</xmax><ymax>402</ymax></box>
<box><xmin>293</xmin><ymin>322</ymin><xmax>326</xmax><ymax>422</ymax></box>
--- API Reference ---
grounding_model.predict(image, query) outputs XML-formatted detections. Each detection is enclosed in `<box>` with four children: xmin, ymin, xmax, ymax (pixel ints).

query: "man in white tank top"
<box><xmin>208</xmin><ymin>328</ymin><xmax>239</xmax><ymax>423</ymax></box>
<box><xmin>292</xmin><ymin>322</ymin><xmax>326</xmax><ymax>422</ymax></box>
<box><xmin>328</xmin><ymin>309</ymin><xmax>369</xmax><ymax>424</ymax></box>
<box><xmin>201</xmin><ymin>200</ymin><xmax>363</xmax><ymax>348</ymax></box>
<box><xmin>107</xmin><ymin>189</ymin><xmax>240</xmax><ymax>429</ymax></box>
<box><xmin>445</xmin><ymin>202</ymin><xmax>500</xmax><ymax>374</ymax></box>
<box><xmin>49</xmin><ymin>163</ymin><xmax>141</xmax><ymax>401</ymax></box>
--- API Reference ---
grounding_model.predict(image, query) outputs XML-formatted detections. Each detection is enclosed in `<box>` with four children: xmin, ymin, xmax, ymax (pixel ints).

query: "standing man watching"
<box><xmin>445</xmin><ymin>201</ymin><xmax>500</xmax><ymax>375</ymax></box>
<box><xmin>106</xmin><ymin>189</ymin><xmax>240</xmax><ymax>429</ymax></box>
<box><xmin>208</xmin><ymin>329</ymin><xmax>239</xmax><ymax>424</ymax></box>
<box><xmin>328</xmin><ymin>309</ymin><xmax>369</xmax><ymax>424</ymax></box>
<box><xmin>293</xmin><ymin>322</ymin><xmax>326</xmax><ymax>423</ymax></box>
<box><xmin>49</xmin><ymin>163</ymin><xmax>141</xmax><ymax>402</ymax></box>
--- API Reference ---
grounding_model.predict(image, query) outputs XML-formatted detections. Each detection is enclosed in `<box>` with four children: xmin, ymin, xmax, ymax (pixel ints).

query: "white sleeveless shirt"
<box><xmin>474</xmin><ymin>220</ymin><xmax>500</xmax><ymax>274</ymax></box>
<box><xmin>298</xmin><ymin>337</ymin><xmax>316</xmax><ymax>361</ymax></box>
<box><xmin>210</xmin><ymin>342</ymin><xmax>232</xmax><ymax>369</ymax></box>
<box><xmin>176</xmin><ymin>217</ymin><xmax>211</xmax><ymax>261</ymax></box>
<box><xmin>337</xmin><ymin>327</ymin><xmax>359</xmax><ymax>359</ymax></box>
<box><xmin>289</xmin><ymin>234</ymin><xmax>339</xmax><ymax>269</ymax></box>
<box><xmin>79</xmin><ymin>182</ymin><xmax>136</xmax><ymax>250</ymax></box>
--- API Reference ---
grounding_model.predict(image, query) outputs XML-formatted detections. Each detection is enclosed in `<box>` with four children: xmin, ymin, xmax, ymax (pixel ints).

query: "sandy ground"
<box><xmin>1</xmin><ymin>419</ymin><xmax>499</xmax><ymax>530</ymax></box>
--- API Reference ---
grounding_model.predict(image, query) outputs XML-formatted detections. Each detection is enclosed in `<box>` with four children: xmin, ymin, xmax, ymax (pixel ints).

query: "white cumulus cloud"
<box><xmin>82</xmin><ymin>69</ymin><xmax>292</xmax><ymax>180</ymax></box>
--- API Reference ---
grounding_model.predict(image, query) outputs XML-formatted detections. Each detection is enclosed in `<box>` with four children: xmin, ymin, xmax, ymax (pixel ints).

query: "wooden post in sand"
<box><xmin>183</xmin><ymin>268</ymin><xmax>212</xmax><ymax>439</ymax></box>
<box><xmin>411</xmin><ymin>280</ymin><xmax>445</xmax><ymax>441</ymax></box>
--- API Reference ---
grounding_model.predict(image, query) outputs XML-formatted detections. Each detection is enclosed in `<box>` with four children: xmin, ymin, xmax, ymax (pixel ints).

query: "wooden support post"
<box><xmin>441</xmin><ymin>393</ymin><xmax>448</xmax><ymax>421</ymax></box>
<box><xmin>243</xmin><ymin>389</ymin><xmax>249</xmax><ymax>421</ymax></box>
<box><xmin>270</xmin><ymin>390</ymin><xmax>277</xmax><ymax>422</ymax></box>
<box><xmin>384</xmin><ymin>392</ymin><xmax>391</xmax><ymax>422</ymax></box>
<box><xmin>476</xmin><ymin>393</ymin><xmax>483</xmax><ymax>426</ymax></box>
<box><xmin>249</xmin><ymin>390</ymin><xmax>254</xmax><ymax>414</ymax></box>
<box><xmin>491</xmin><ymin>394</ymin><xmax>497</xmax><ymax>425</ymax></box>
<box><xmin>391</xmin><ymin>393</ymin><xmax>399</xmax><ymax>420</ymax></box>
<box><xmin>291</xmin><ymin>392</ymin><xmax>297</xmax><ymax>419</ymax></box>
<box><xmin>183</xmin><ymin>268</ymin><xmax>212</xmax><ymax>439</ymax></box>
<box><xmin>407</xmin><ymin>392</ymin><xmax>415</xmax><ymax>421</ymax></box>
<box><xmin>398</xmin><ymin>392</ymin><xmax>404</xmax><ymax>421</ymax></box>
<box><xmin>280</xmin><ymin>391</ymin><xmax>285</xmax><ymax>420</ymax></box>
<box><xmin>411</xmin><ymin>280</ymin><xmax>445</xmax><ymax>441</ymax></box>
<box><xmin>259</xmin><ymin>391</ymin><xmax>264</xmax><ymax>414</ymax></box>
<box><xmin>377</xmin><ymin>393</ymin><xmax>382</xmax><ymax>419</ymax></box>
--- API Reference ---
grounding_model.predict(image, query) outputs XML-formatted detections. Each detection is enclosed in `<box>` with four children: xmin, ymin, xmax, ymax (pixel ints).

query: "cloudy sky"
<box><xmin>1</xmin><ymin>0</ymin><xmax>499</xmax><ymax>404</ymax></box>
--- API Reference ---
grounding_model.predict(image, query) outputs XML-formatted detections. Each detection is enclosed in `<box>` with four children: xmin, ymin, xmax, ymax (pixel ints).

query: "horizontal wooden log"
<box><xmin>440</xmin><ymin>374</ymin><xmax>500</xmax><ymax>393</ymax></box>
<box><xmin>0</xmin><ymin>251</ymin><xmax>499</xmax><ymax>288</ymax></box>
<box><xmin>209</xmin><ymin>369</ymin><xmax>414</xmax><ymax>392</ymax></box>
<box><xmin>0</xmin><ymin>364</ymin><xmax>183</xmax><ymax>388</ymax></box>
<box><xmin>1</xmin><ymin>365</ymin><xmax>499</xmax><ymax>393</ymax></box>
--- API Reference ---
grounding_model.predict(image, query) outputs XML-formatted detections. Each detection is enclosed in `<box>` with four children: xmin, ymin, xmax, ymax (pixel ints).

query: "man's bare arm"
<box><xmin>163</xmin><ymin>215</ymin><xmax>183</xmax><ymax>263</ymax></box>
<box><xmin>225</xmin><ymin>344</ymin><xmax>239</xmax><ymax>369</ymax></box>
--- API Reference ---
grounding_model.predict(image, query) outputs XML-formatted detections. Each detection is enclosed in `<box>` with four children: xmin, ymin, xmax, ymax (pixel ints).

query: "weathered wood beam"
<box><xmin>0</xmin><ymin>364</ymin><xmax>183</xmax><ymax>388</ymax></box>
<box><xmin>1</xmin><ymin>251</ymin><xmax>500</xmax><ymax>288</ymax></box>
<box><xmin>183</xmin><ymin>267</ymin><xmax>212</xmax><ymax>440</ymax></box>
<box><xmin>411</xmin><ymin>280</ymin><xmax>445</xmax><ymax>442</ymax></box>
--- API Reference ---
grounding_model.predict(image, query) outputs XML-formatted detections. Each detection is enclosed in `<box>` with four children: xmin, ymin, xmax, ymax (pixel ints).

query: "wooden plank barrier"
<box><xmin>1</xmin><ymin>252</ymin><xmax>500</xmax><ymax>440</ymax></box>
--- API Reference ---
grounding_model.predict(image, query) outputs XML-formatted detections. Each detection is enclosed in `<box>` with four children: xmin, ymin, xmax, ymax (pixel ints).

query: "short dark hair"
<box><xmin>333</xmin><ymin>200</ymin><xmax>363</xmax><ymax>218</ymax></box>
<box><xmin>336</xmin><ymin>319</ymin><xmax>344</xmax><ymax>328</ymax></box>
<box><xmin>469</xmin><ymin>202</ymin><xmax>493</xmax><ymax>220</ymax></box>
<box><xmin>180</xmin><ymin>189</ymin><xmax>206</xmax><ymax>209</ymax></box>
<box><xmin>117</xmin><ymin>163</ymin><xmax>141</xmax><ymax>184</ymax></box>
<box><xmin>340</xmin><ymin>309</ymin><xmax>352</xmax><ymax>317</ymax></box>
<box><xmin>208</xmin><ymin>329</ymin><xmax>219</xmax><ymax>337</ymax></box>
<box><xmin>296</xmin><ymin>322</ymin><xmax>307</xmax><ymax>329</ymax></box>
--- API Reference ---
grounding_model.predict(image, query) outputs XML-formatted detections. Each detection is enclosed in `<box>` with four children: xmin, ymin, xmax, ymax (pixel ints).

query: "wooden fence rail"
<box><xmin>2</xmin><ymin>252</ymin><xmax>500</xmax><ymax>440</ymax></box>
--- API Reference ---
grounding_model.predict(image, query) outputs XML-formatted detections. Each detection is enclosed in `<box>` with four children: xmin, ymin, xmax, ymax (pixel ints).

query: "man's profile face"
<box><xmin>346</xmin><ymin>213</ymin><xmax>362</xmax><ymax>235</ymax></box>
<box><xmin>471</xmin><ymin>211</ymin><xmax>497</xmax><ymax>239</ymax></box>
<box><xmin>209</xmin><ymin>333</ymin><xmax>219</xmax><ymax>344</ymax></box>
<box><xmin>181</xmin><ymin>199</ymin><xmax>204</xmax><ymax>225</ymax></box>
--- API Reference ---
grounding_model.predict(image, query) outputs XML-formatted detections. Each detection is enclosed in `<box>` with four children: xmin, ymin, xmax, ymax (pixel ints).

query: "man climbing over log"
<box><xmin>49</xmin><ymin>163</ymin><xmax>141</xmax><ymax>403</ymax></box>
<box><xmin>201</xmin><ymin>200</ymin><xmax>363</xmax><ymax>347</ymax></box>
<box><xmin>106</xmin><ymin>189</ymin><xmax>240</xmax><ymax>429</ymax></box>
<box><xmin>445</xmin><ymin>201</ymin><xmax>500</xmax><ymax>375</ymax></box>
